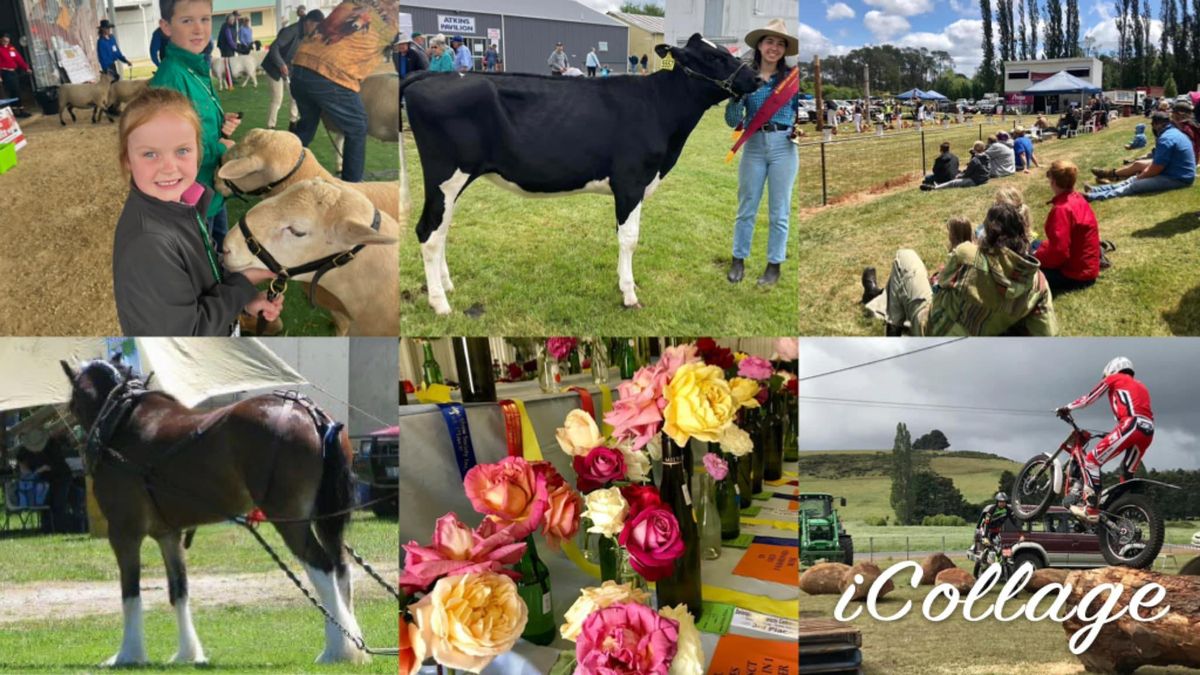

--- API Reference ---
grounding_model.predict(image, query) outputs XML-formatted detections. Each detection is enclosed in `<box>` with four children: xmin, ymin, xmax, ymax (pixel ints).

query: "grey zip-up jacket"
<box><xmin>113</xmin><ymin>184</ymin><xmax>258</xmax><ymax>336</ymax></box>
<box><xmin>263</xmin><ymin>21</ymin><xmax>303</xmax><ymax>81</ymax></box>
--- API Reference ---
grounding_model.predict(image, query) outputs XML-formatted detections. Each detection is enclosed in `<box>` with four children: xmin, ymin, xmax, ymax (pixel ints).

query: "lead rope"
<box><xmin>236</xmin><ymin>517</ymin><xmax>403</xmax><ymax>656</ymax></box>
<box><xmin>344</xmin><ymin>543</ymin><xmax>402</xmax><ymax>602</ymax></box>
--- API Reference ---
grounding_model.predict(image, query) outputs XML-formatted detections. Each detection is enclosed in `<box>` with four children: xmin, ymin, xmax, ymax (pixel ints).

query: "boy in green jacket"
<box><xmin>150</xmin><ymin>0</ymin><xmax>241</xmax><ymax>247</ymax></box>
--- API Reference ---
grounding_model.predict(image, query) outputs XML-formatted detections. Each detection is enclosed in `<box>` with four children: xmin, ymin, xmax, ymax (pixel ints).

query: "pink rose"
<box><xmin>576</xmin><ymin>602</ymin><xmax>679</xmax><ymax>675</ymax></box>
<box><xmin>658</xmin><ymin>344</ymin><xmax>701</xmax><ymax>378</ymax></box>
<box><xmin>737</xmin><ymin>356</ymin><xmax>774</xmax><ymax>381</ymax></box>
<box><xmin>774</xmin><ymin>338</ymin><xmax>799</xmax><ymax>361</ymax></box>
<box><xmin>573</xmin><ymin>446</ymin><xmax>627</xmax><ymax>492</ymax></box>
<box><xmin>618</xmin><ymin>505</ymin><xmax>684</xmax><ymax>582</ymax></box>
<box><xmin>399</xmin><ymin>513</ymin><xmax>527</xmax><ymax>593</ymax></box>
<box><xmin>703</xmin><ymin>452</ymin><xmax>729</xmax><ymax>481</ymax></box>
<box><xmin>604</xmin><ymin>385</ymin><xmax>663</xmax><ymax>451</ymax></box>
<box><xmin>619</xmin><ymin>484</ymin><xmax>663</xmax><ymax>517</ymax></box>
<box><xmin>546</xmin><ymin>337</ymin><xmax>578</xmax><ymax>361</ymax></box>
<box><xmin>464</xmin><ymin>457</ymin><xmax>549</xmax><ymax>539</ymax></box>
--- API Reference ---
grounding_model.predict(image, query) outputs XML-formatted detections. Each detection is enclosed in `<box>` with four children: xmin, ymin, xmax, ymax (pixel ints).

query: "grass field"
<box><xmin>0</xmin><ymin>512</ymin><xmax>395</xmax><ymax>584</ymax></box>
<box><xmin>796</xmin><ymin>115</ymin><xmax>1200</xmax><ymax>336</ymax></box>
<box><xmin>215</xmin><ymin>73</ymin><xmax>398</xmax><ymax>336</ymax></box>
<box><xmin>801</xmin><ymin>558</ymin><xmax>1195</xmax><ymax>675</ymax></box>
<box><xmin>399</xmin><ymin>107</ymin><xmax>799</xmax><ymax>335</ymax></box>
<box><xmin>800</xmin><ymin>450</ymin><xmax>1198</xmax><ymax>552</ymax></box>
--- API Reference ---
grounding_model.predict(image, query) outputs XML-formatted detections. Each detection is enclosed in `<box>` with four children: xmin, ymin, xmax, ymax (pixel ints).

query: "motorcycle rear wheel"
<box><xmin>1099</xmin><ymin>493</ymin><xmax>1164</xmax><ymax>569</ymax></box>
<box><xmin>1012</xmin><ymin>455</ymin><xmax>1055</xmax><ymax>522</ymax></box>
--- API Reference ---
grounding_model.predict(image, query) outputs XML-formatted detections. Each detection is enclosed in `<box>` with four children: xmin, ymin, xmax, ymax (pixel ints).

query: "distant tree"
<box><xmin>890</xmin><ymin>423</ymin><xmax>916</xmax><ymax>525</ymax></box>
<box><xmin>981</xmin><ymin>0</ymin><xmax>998</xmax><ymax>91</ymax></box>
<box><xmin>1066</xmin><ymin>0</ymin><xmax>1081</xmax><ymax>56</ymax></box>
<box><xmin>1019</xmin><ymin>0</ymin><xmax>1029</xmax><ymax>59</ymax></box>
<box><xmin>1028</xmin><ymin>0</ymin><xmax>1040</xmax><ymax>58</ymax></box>
<box><xmin>1044</xmin><ymin>0</ymin><xmax>1065</xmax><ymax>57</ymax></box>
<box><xmin>913</xmin><ymin>429</ymin><xmax>951</xmax><ymax>450</ymax></box>
<box><xmin>997</xmin><ymin>469</ymin><xmax>1016</xmax><ymax>496</ymax></box>
<box><xmin>912</xmin><ymin>472</ymin><xmax>972</xmax><ymax>521</ymax></box>
<box><xmin>1165</xmin><ymin>74</ymin><xmax>1178</xmax><ymax>97</ymax></box>
<box><xmin>620</xmin><ymin>1</ymin><xmax>665</xmax><ymax>15</ymax></box>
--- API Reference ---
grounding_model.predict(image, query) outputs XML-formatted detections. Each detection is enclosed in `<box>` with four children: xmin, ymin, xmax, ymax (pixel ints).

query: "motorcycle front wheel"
<box><xmin>1012</xmin><ymin>455</ymin><xmax>1056</xmax><ymax>522</ymax></box>
<box><xmin>1099</xmin><ymin>493</ymin><xmax>1164</xmax><ymax>569</ymax></box>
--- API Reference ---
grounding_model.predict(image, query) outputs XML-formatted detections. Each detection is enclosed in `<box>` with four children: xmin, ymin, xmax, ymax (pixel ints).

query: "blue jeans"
<box><xmin>732</xmin><ymin>130</ymin><xmax>798</xmax><ymax>264</ymax></box>
<box><xmin>1086</xmin><ymin>174</ymin><xmax>1192</xmax><ymax>201</ymax></box>
<box><xmin>206</xmin><ymin>205</ymin><xmax>228</xmax><ymax>252</ymax></box>
<box><xmin>290</xmin><ymin>66</ymin><xmax>368</xmax><ymax>182</ymax></box>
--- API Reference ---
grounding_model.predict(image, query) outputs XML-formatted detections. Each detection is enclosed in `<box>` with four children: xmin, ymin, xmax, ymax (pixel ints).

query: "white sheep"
<box><xmin>108</xmin><ymin>78</ymin><xmax>150</xmax><ymax>113</ymax></box>
<box><xmin>211</xmin><ymin>46</ymin><xmax>266</xmax><ymax>90</ymax></box>
<box><xmin>58</xmin><ymin>73</ymin><xmax>115</xmax><ymax>125</ymax></box>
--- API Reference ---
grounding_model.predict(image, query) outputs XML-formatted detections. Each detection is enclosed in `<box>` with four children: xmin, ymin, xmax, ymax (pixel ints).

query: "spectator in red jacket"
<box><xmin>0</xmin><ymin>33</ymin><xmax>33</xmax><ymax>117</ymax></box>
<box><xmin>1035</xmin><ymin>160</ymin><xmax>1100</xmax><ymax>293</ymax></box>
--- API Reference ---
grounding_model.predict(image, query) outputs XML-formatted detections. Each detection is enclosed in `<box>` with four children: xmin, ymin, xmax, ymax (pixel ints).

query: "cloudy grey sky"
<box><xmin>799</xmin><ymin>339</ymin><xmax>1200</xmax><ymax>471</ymax></box>
<box><xmin>577</xmin><ymin>0</ymin><xmax>663</xmax><ymax>12</ymax></box>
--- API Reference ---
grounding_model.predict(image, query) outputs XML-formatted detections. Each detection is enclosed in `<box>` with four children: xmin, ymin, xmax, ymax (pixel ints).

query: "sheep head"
<box><xmin>215</xmin><ymin>128</ymin><xmax>310</xmax><ymax>197</ymax></box>
<box><xmin>220</xmin><ymin>178</ymin><xmax>397</xmax><ymax>279</ymax></box>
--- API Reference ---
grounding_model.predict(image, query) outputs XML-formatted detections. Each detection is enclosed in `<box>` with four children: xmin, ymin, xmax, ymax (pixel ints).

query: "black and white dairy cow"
<box><xmin>399</xmin><ymin>34</ymin><xmax>761</xmax><ymax>314</ymax></box>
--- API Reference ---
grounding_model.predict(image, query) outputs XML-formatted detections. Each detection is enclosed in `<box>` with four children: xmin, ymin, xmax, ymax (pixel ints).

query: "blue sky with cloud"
<box><xmin>800</xmin><ymin>0</ymin><xmax>1163</xmax><ymax>75</ymax></box>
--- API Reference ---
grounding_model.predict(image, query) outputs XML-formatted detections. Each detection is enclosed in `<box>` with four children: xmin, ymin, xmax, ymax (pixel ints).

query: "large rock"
<box><xmin>919</xmin><ymin>553</ymin><xmax>957</xmax><ymax>585</ymax></box>
<box><xmin>1062</xmin><ymin>567</ymin><xmax>1200</xmax><ymax>673</ymax></box>
<box><xmin>1026</xmin><ymin>567</ymin><xmax>1070</xmax><ymax>592</ymax></box>
<box><xmin>800</xmin><ymin>563</ymin><xmax>851</xmax><ymax>595</ymax></box>
<box><xmin>839</xmin><ymin>561</ymin><xmax>894</xmax><ymax>600</ymax></box>
<box><xmin>935</xmin><ymin>567</ymin><xmax>975</xmax><ymax>592</ymax></box>
<box><xmin>1180</xmin><ymin>557</ymin><xmax>1200</xmax><ymax>576</ymax></box>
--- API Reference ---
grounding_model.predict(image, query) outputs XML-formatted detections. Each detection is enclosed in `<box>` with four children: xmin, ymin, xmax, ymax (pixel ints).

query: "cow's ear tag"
<box><xmin>662</xmin><ymin>54</ymin><xmax>676</xmax><ymax>71</ymax></box>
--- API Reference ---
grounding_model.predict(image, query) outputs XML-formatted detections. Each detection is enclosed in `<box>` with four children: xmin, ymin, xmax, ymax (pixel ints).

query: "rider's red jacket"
<box><xmin>1066</xmin><ymin>372</ymin><xmax>1154</xmax><ymax>423</ymax></box>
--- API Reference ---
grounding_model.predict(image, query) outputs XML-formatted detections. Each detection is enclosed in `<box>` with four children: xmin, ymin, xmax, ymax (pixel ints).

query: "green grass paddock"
<box><xmin>796</xmin><ymin>116</ymin><xmax>1200</xmax><ymax>335</ymax></box>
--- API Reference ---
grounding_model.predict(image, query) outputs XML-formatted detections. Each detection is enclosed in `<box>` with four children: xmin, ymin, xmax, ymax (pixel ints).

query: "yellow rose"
<box><xmin>718</xmin><ymin>425</ymin><xmax>753</xmax><ymax>457</ymax></box>
<box><xmin>729</xmin><ymin>377</ymin><xmax>761</xmax><ymax>410</ymax></box>
<box><xmin>409</xmin><ymin>572</ymin><xmax>527</xmax><ymax>673</ymax></box>
<box><xmin>559</xmin><ymin>581</ymin><xmax>652</xmax><ymax>641</ymax></box>
<box><xmin>663</xmin><ymin>363</ymin><xmax>736</xmax><ymax>447</ymax></box>
<box><xmin>556</xmin><ymin>409</ymin><xmax>603</xmax><ymax>457</ymax></box>
<box><xmin>658</xmin><ymin>604</ymin><xmax>703</xmax><ymax>675</ymax></box>
<box><xmin>583</xmin><ymin>487</ymin><xmax>629</xmax><ymax>538</ymax></box>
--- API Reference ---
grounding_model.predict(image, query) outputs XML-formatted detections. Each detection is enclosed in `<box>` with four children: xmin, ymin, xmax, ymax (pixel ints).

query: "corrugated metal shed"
<box><xmin>17</xmin><ymin>0</ymin><xmax>107</xmax><ymax>88</ymax></box>
<box><xmin>607</xmin><ymin>11</ymin><xmax>664</xmax><ymax>35</ymax></box>
<box><xmin>402</xmin><ymin>0</ymin><xmax>624</xmax><ymax>26</ymax></box>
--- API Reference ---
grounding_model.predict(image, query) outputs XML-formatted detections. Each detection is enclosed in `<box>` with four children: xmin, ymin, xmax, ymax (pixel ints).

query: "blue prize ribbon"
<box><xmin>753</xmin><ymin>535</ymin><xmax>801</xmax><ymax>548</ymax></box>
<box><xmin>438</xmin><ymin>403</ymin><xmax>478</xmax><ymax>479</ymax></box>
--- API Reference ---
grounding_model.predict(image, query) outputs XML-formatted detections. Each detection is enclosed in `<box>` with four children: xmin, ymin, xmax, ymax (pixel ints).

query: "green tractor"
<box><xmin>800</xmin><ymin>493</ymin><xmax>853</xmax><ymax>566</ymax></box>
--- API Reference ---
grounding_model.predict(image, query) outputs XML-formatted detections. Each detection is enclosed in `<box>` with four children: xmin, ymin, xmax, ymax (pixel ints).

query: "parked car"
<box><xmin>998</xmin><ymin>506</ymin><xmax>1104</xmax><ymax>570</ymax></box>
<box><xmin>351</xmin><ymin>426</ymin><xmax>398</xmax><ymax>518</ymax></box>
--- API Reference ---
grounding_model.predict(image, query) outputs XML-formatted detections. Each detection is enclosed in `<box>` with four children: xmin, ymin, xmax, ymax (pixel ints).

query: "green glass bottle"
<box><xmin>764</xmin><ymin>393</ymin><xmax>784</xmax><ymax>481</ymax></box>
<box><xmin>421</xmin><ymin>341</ymin><xmax>443</xmax><ymax>389</ymax></box>
<box><xmin>713</xmin><ymin>444</ymin><xmax>741</xmax><ymax>540</ymax></box>
<box><xmin>619</xmin><ymin>338</ymin><xmax>638</xmax><ymax>378</ymax></box>
<box><xmin>515</xmin><ymin>536</ymin><xmax>555</xmax><ymax>645</ymax></box>
<box><xmin>657</xmin><ymin>432</ymin><xmax>703</xmax><ymax>618</ymax></box>
<box><xmin>783</xmin><ymin>390</ymin><xmax>799</xmax><ymax>462</ymax></box>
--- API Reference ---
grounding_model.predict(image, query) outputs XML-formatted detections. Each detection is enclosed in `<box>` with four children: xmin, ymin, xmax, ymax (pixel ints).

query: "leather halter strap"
<box><xmin>224</xmin><ymin>148</ymin><xmax>307</xmax><ymax>199</ymax></box>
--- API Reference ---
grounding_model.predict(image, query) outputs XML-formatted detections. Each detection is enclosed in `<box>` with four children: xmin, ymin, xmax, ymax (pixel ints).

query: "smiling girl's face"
<box><xmin>125</xmin><ymin>112</ymin><xmax>199</xmax><ymax>202</ymax></box>
<box><xmin>759</xmin><ymin>36</ymin><xmax>786</xmax><ymax>67</ymax></box>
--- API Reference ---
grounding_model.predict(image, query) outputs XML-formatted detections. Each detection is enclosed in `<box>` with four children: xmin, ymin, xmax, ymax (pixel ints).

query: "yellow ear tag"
<box><xmin>661</xmin><ymin>54</ymin><xmax>675</xmax><ymax>71</ymax></box>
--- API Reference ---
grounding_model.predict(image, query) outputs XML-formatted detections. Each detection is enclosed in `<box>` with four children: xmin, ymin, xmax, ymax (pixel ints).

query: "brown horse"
<box><xmin>60</xmin><ymin>357</ymin><xmax>369</xmax><ymax>666</ymax></box>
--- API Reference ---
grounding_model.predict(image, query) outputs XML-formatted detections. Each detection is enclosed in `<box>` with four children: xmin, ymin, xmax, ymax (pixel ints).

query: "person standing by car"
<box><xmin>1056</xmin><ymin>357</ymin><xmax>1155</xmax><ymax>524</ymax></box>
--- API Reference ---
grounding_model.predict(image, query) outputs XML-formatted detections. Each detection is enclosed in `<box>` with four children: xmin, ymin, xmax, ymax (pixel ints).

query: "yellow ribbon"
<box><xmin>511</xmin><ymin>399</ymin><xmax>544</xmax><ymax>461</ymax></box>
<box><xmin>598</xmin><ymin>383</ymin><xmax>614</xmax><ymax>436</ymax></box>
<box><xmin>742</xmin><ymin>517</ymin><xmax>800</xmax><ymax>532</ymax></box>
<box><xmin>414</xmin><ymin>384</ymin><xmax>452</xmax><ymax>404</ymax></box>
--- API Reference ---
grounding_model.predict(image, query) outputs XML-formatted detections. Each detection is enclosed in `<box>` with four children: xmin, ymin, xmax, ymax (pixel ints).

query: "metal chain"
<box><xmin>235</xmin><ymin>519</ymin><xmax>367</xmax><ymax>653</ymax></box>
<box><xmin>343</xmin><ymin>544</ymin><xmax>402</xmax><ymax>602</ymax></box>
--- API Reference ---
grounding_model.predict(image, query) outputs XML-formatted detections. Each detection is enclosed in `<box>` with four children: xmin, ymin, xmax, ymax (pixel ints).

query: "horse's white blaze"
<box><xmin>169</xmin><ymin>596</ymin><xmax>207</xmax><ymax>664</ymax></box>
<box><xmin>423</xmin><ymin>170</ymin><xmax>470</xmax><ymax>315</ymax></box>
<box><xmin>484</xmin><ymin>174</ymin><xmax>613</xmax><ymax>197</ymax></box>
<box><xmin>103</xmin><ymin>597</ymin><xmax>148</xmax><ymax>666</ymax></box>
<box><xmin>303</xmin><ymin>563</ymin><xmax>369</xmax><ymax>664</ymax></box>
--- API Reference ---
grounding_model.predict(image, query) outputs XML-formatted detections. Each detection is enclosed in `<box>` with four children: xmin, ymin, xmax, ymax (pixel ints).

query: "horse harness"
<box><xmin>237</xmin><ymin>206</ymin><xmax>382</xmax><ymax>335</ymax></box>
<box><xmin>223</xmin><ymin>147</ymin><xmax>308</xmax><ymax>200</ymax></box>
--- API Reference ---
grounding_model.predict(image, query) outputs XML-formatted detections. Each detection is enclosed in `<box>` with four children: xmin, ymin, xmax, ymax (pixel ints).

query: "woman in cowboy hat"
<box><xmin>97</xmin><ymin>19</ymin><xmax>132</xmax><ymax>81</ymax></box>
<box><xmin>725</xmin><ymin>18</ymin><xmax>800</xmax><ymax>288</ymax></box>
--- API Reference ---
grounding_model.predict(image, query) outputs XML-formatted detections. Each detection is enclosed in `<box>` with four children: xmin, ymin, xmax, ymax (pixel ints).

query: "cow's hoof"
<box><xmin>429</xmin><ymin>298</ymin><xmax>453</xmax><ymax>316</ymax></box>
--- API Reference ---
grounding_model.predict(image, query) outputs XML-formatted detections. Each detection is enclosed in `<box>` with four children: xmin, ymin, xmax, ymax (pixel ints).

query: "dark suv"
<box><xmin>998</xmin><ymin>506</ymin><xmax>1103</xmax><ymax>570</ymax></box>
<box><xmin>351</xmin><ymin>426</ymin><xmax>398</xmax><ymax>518</ymax></box>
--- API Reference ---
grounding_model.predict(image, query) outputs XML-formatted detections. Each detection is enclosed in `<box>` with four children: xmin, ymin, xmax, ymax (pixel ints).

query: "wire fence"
<box><xmin>856</xmin><ymin>536</ymin><xmax>1197</xmax><ymax>573</ymax></box>
<box><xmin>797</xmin><ymin>123</ymin><xmax>987</xmax><ymax>208</ymax></box>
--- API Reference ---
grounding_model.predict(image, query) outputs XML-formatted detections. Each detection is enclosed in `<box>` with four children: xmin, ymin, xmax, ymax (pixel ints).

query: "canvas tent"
<box><xmin>0</xmin><ymin>338</ymin><xmax>306</xmax><ymax>412</ymax></box>
<box><xmin>1023</xmin><ymin>71</ymin><xmax>1102</xmax><ymax>94</ymax></box>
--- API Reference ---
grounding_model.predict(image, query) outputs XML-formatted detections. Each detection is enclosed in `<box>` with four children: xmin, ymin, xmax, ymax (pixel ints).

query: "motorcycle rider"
<box><xmin>1056</xmin><ymin>356</ymin><xmax>1154</xmax><ymax>523</ymax></box>
<box><xmin>976</xmin><ymin>491</ymin><xmax>1015</xmax><ymax>547</ymax></box>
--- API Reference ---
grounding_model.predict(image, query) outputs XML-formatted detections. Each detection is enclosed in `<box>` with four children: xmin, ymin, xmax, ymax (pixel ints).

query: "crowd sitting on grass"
<box><xmin>1085</xmin><ymin>107</ymin><xmax>1197</xmax><ymax>202</ymax></box>
<box><xmin>921</xmin><ymin>140</ymin><xmax>991</xmax><ymax>190</ymax></box>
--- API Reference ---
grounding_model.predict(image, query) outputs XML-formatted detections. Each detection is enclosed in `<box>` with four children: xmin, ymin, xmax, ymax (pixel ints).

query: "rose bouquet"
<box><xmin>399</xmin><ymin>457</ymin><xmax>583</xmax><ymax>673</ymax></box>
<box><xmin>556</xmin><ymin>581</ymin><xmax>704</xmax><ymax>675</ymax></box>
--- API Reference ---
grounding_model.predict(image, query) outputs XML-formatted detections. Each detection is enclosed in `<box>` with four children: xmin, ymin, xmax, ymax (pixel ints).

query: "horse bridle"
<box><xmin>682</xmin><ymin>58</ymin><xmax>753</xmax><ymax>100</ymax></box>
<box><xmin>82</xmin><ymin>373</ymin><xmax>153</xmax><ymax>474</ymax></box>
<box><xmin>237</xmin><ymin>207</ymin><xmax>382</xmax><ymax>308</ymax></box>
<box><xmin>223</xmin><ymin>148</ymin><xmax>307</xmax><ymax>199</ymax></box>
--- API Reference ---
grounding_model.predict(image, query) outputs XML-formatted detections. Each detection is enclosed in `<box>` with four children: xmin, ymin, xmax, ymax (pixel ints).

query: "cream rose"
<box><xmin>583</xmin><ymin>487</ymin><xmax>629</xmax><ymax>538</ymax></box>
<box><xmin>616</xmin><ymin>442</ymin><xmax>652</xmax><ymax>484</ymax></box>
<box><xmin>729</xmin><ymin>377</ymin><xmax>761</xmax><ymax>410</ymax></box>
<box><xmin>658</xmin><ymin>604</ymin><xmax>703</xmax><ymax>675</ymax></box>
<box><xmin>556</xmin><ymin>409</ymin><xmax>603</xmax><ymax>457</ymax></box>
<box><xmin>409</xmin><ymin>572</ymin><xmax>527</xmax><ymax>673</ymax></box>
<box><xmin>559</xmin><ymin>581</ymin><xmax>652</xmax><ymax>641</ymax></box>
<box><xmin>718</xmin><ymin>425</ymin><xmax>753</xmax><ymax>457</ymax></box>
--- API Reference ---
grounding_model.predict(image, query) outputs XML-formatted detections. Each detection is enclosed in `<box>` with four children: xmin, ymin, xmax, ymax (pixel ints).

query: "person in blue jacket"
<box><xmin>149</xmin><ymin>27</ymin><xmax>167</xmax><ymax>67</ymax></box>
<box><xmin>97</xmin><ymin>19</ymin><xmax>132</xmax><ymax>80</ymax></box>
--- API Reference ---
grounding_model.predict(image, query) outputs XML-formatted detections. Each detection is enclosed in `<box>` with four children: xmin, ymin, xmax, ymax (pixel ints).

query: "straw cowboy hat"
<box><xmin>744</xmin><ymin>18</ymin><xmax>798</xmax><ymax>57</ymax></box>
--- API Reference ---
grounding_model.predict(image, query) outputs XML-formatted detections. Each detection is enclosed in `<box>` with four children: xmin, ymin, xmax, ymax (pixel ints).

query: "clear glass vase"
<box><xmin>577</xmin><ymin>515</ymin><xmax>598</xmax><ymax>563</ymax></box>
<box><xmin>536</xmin><ymin>344</ymin><xmax>560</xmax><ymax>393</ymax></box>
<box><xmin>598</xmin><ymin>535</ymin><xmax>646</xmax><ymax>592</ymax></box>
<box><xmin>695</xmin><ymin>472</ymin><xmax>722</xmax><ymax>560</ymax></box>
<box><xmin>589</xmin><ymin>338</ymin><xmax>610</xmax><ymax>385</ymax></box>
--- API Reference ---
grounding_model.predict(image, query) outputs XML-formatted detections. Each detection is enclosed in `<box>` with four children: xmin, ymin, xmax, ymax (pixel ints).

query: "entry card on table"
<box><xmin>707</xmin><ymin>633</ymin><xmax>799</xmax><ymax>675</ymax></box>
<box><xmin>731</xmin><ymin>607</ymin><xmax>800</xmax><ymax>640</ymax></box>
<box><xmin>694</xmin><ymin>601</ymin><xmax>735</xmax><ymax>635</ymax></box>
<box><xmin>731</xmin><ymin>543</ymin><xmax>799</xmax><ymax>585</ymax></box>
